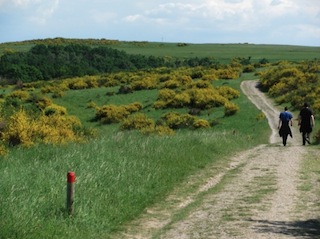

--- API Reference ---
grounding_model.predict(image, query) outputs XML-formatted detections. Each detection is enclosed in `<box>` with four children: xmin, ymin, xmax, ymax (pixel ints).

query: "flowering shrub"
<box><xmin>160</xmin><ymin>79</ymin><xmax>181</xmax><ymax>89</ymax></box>
<box><xmin>7</xmin><ymin>90</ymin><xmax>30</xmax><ymax>101</ymax></box>
<box><xmin>161</xmin><ymin>112</ymin><xmax>196</xmax><ymax>129</ymax></box>
<box><xmin>130</xmin><ymin>76</ymin><xmax>158</xmax><ymax>90</ymax></box>
<box><xmin>2</xmin><ymin>110</ymin><xmax>34</xmax><ymax>146</ymax></box>
<box><xmin>87</xmin><ymin>100</ymin><xmax>98</xmax><ymax>109</ymax></box>
<box><xmin>157</xmin><ymin>89</ymin><xmax>176</xmax><ymax>101</ymax></box>
<box><xmin>95</xmin><ymin>102</ymin><xmax>142</xmax><ymax>124</ymax></box>
<box><xmin>68</xmin><ymin>79</ymin><xmax>89</xmax><ymax>90</ymax></box>
<box><xmin>44</xmin><ymin>104</ymin><xmax>67</xmax><ymax>116</ymax></box>
<box><xmin>193</xmin><ymin>119</ymin><xmax>210</xmax><ymax>129</ymax></box>
<box><xmin>189</xmin><ymin>80</ymin><xmax>212</xmax><ymax>89</ymax></box>
<box><xmin>217</xmin><ymin>86</ymin><xmax>240</xmax><ymax>100</ymax></box>
<box><xmin>259</xmin><ymin>61</ymin><xmax>320</xmax><ymax>113</ymax></box>
<box><xmin>187</xmin><ymin>88</ymin><xmax>228</xmax><ymax>109</ymax></box>
<box><xmin>1</xmin><ymin>109</ymin><xmax>85</xmax><ymax>148</ymax></box>
<box><xmin>141</xmin><ymin>125</ymin><xmax>175</xmax><ymax>136</ymax></box>
<box><xmin>120</xmin><ymin>113</ymin><xmax>155</xmax><ymax>130</ymax></box>
<box><xmin>224</xmin><ymin>102</ymin><xmax>239</xmax><ymax>116</ymax></box>
<box><xmin>216</xmin><ymin>66</ymin><xmax>240</xmax><ymax>79</ymax></box>
<box><xmin>34</xmin><ymin>96</ymin><xmax>53</xmax><ymax>110</ymax></box>
<box><xmin>201</xmin><ymin>74</ymin><xmax>218</xmax><ymax>81</ymax></box>
<box><xmin>0</xmin><ymin>144</ymin><xmax>7</xmax><ymax>156</ymax></box>
<box><xmin>33</xmin><ymin>114</ymin><xmax>83</xmax><ymax>144</ymax></box>
<box><xmin>256</xmin><ymin>111</ymin><xmax>266</xmax><ymax>121</ymax></box>
<box><xmin>124</xmin><ymin>102</ymin><xmax>143</xmax><ymax>113</ymax></box>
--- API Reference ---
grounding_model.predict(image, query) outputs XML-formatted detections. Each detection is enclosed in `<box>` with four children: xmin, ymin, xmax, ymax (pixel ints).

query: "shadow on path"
<box><xmin>248</xmin><ymin>218</ymin><xmax>320</xmax><ymax>238</ymax></box>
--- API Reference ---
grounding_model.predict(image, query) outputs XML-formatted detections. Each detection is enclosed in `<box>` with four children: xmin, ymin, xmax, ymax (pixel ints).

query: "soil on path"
<box><xmin>112</xmin><ymin>80</ymin><xmax>319</xmax><ymax>239</ymax></box>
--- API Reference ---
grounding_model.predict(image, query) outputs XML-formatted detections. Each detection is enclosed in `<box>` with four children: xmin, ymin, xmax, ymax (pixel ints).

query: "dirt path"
<box><xmin>112</xmin><ymin>80</ymin><xmax>319</xmax><ymax>239</ymax></box>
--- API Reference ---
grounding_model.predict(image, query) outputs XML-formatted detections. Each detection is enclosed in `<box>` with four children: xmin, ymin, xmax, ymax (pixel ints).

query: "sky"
<box><xmin>0</xmin><ymin>0</ymin><xmax>319</xmax><ymax>46</ymax></box>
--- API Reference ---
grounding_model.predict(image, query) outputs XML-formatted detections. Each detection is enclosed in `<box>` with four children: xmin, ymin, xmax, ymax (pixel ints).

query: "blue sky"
<box><xmin>0</xmin><ymin>0</ymin><xmax>319</xmax><ymax>46</ymax></box>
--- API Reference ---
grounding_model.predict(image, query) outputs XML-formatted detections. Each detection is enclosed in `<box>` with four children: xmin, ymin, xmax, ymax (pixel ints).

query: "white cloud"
<box><xmin>1</xmin><ymin>0</ymin><xmax>319</xmax><ymax>45</ymax></box>
<box><xmin>28</xmin><ymin>0</ymin><xmax>59</xmax><ymax>25</ymax></box>
<box><xmin>125</xmin><ymin>14</ymin><xmax>144</xmax><ymax>22</ymax></box>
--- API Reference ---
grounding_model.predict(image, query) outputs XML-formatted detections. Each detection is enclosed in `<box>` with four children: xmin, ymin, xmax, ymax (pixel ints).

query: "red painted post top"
<box><xmin>67</xmin><ymin>171</ymin><xmax>76</xmax><ymax>183</ymax></box>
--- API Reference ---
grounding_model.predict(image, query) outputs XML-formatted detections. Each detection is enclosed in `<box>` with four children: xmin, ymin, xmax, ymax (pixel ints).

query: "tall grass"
<box><xmin>0</xmin><ymin>131</ymin><xmax>264</xmax><ymax>238</ymax></box>
<box><xmin>0</xmin><ymin>80</ymin><xmax>269</xmax><ymax>238</ymax></box>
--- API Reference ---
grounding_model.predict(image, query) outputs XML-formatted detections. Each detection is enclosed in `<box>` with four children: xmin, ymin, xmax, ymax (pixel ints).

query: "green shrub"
<box><xmin>256</xmin><ymin>111</ymin><xmax>266</xmax><ymax>121</ymax></box>
<box><xmin>243</xmin><ymin>64</ymin><xmax>255</xmax><ymax>73</ymax></box>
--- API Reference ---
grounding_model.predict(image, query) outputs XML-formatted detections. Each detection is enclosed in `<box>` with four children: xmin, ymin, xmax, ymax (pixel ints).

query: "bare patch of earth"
<box><xmin>111</xmin><ymin>80</ymin><xmax>319</xmax><ymax>239</ymax></box>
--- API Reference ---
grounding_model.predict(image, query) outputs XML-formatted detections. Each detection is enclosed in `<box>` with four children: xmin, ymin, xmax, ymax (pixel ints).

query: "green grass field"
<box><xmin>1</xmin><ymin>39</ymin><xmax>319</xmax><ymax>63</ymax></box>
<box><xmin>0</xmin><ymin>75</ymin><xmax>271</xmax><ymax>238</ymax></box>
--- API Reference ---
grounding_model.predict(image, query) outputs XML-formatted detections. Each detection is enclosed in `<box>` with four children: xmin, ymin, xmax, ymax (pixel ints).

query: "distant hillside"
<box><xmin>0</xmin><ymin>43</ymin><xmax>220</xmax><ymax>83</ymax></box>
<box><xmin>0</xmin><ymin>38</ymin><xmax>319</xmax><ymax>63</ymax></box>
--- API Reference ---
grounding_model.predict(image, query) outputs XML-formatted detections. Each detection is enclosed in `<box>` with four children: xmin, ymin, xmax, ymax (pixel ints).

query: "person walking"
<box><xmin>278</xmin><ymin>106</ymin><xmax>293</xmax><ymax>146</ymax></box>
<box><xmin>298</xmin><ymin>102</ymin><xmax>315</xmax><ymax>145</ymax></box>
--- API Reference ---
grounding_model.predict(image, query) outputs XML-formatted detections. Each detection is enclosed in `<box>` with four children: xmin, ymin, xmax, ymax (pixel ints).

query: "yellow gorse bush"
<box><xmin>161</xmin><ymin>112</ymin><xmax>197</xmax><ymax>129</ymax></box>
<box><xmin>95</xmin><ymin>102</ymin><xmax>143</xmax><ymax>124</ymax></box>
<box><xmin>224</xmin><ymin>102</ymin><xmax>240</xmax><ymax>116</ymax></box>
<box><xmin>2</xmin><ymin>109</ymin><xmax>34</xmax><ymax>147</ymax></box>
<box><xmin>120</xmin><ymin>113</ymin><xmax>155</xmax><ymax>130</ymax></box>
<box><xmin>187</xmin><ymin>88</ymin><xmax>228</xmax><ymax>109</ymax></box>
<box><xmin>217</xmin><ymin>86</ymin><xmax>240</xmax><ymax>100</ymax></box>
<box><xmin>141</xmin><ymin>125</ymin><xmax>175</xmax><ymax>136</ymax></box>
<box><xmin>44</xmin><ymin>104</ymin><xmax>67</xmax><ymax>116</ymax></box>
<box><xmin>34</xmin><ymin>114</ymin><xmax>82</xmax><ymax>144</ymax></box>
<box><xmin>193</xmin><ymin>119</ymin><xmax>211</xmax><ymax>129</ymax></box>
<box><xmin>1</xmin><ymin>109</ymin><xmax>84</xmax><ymax>147</ymax></box>
<box><xmin>7</xmin><ymin>90</ymin><xmax>30</xmax><ymax>101</ymax></box>
<box><xmin>130</xmin><ymin>76</ymin><xmax>158</xmax><ymax>90</ymax></box>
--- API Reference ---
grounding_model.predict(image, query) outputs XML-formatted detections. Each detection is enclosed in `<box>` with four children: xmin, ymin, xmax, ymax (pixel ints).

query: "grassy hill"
<box><xmin>1</xmin><ymin>38</ymin><xmax>319</xmax><ymax>63</ymax></box>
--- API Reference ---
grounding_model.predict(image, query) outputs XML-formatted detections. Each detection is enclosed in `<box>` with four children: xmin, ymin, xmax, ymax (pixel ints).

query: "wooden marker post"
<box><xmin>66</xmin><ymin>171</ymin><xmax>76</xmax><ymax>215</ymax></box>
